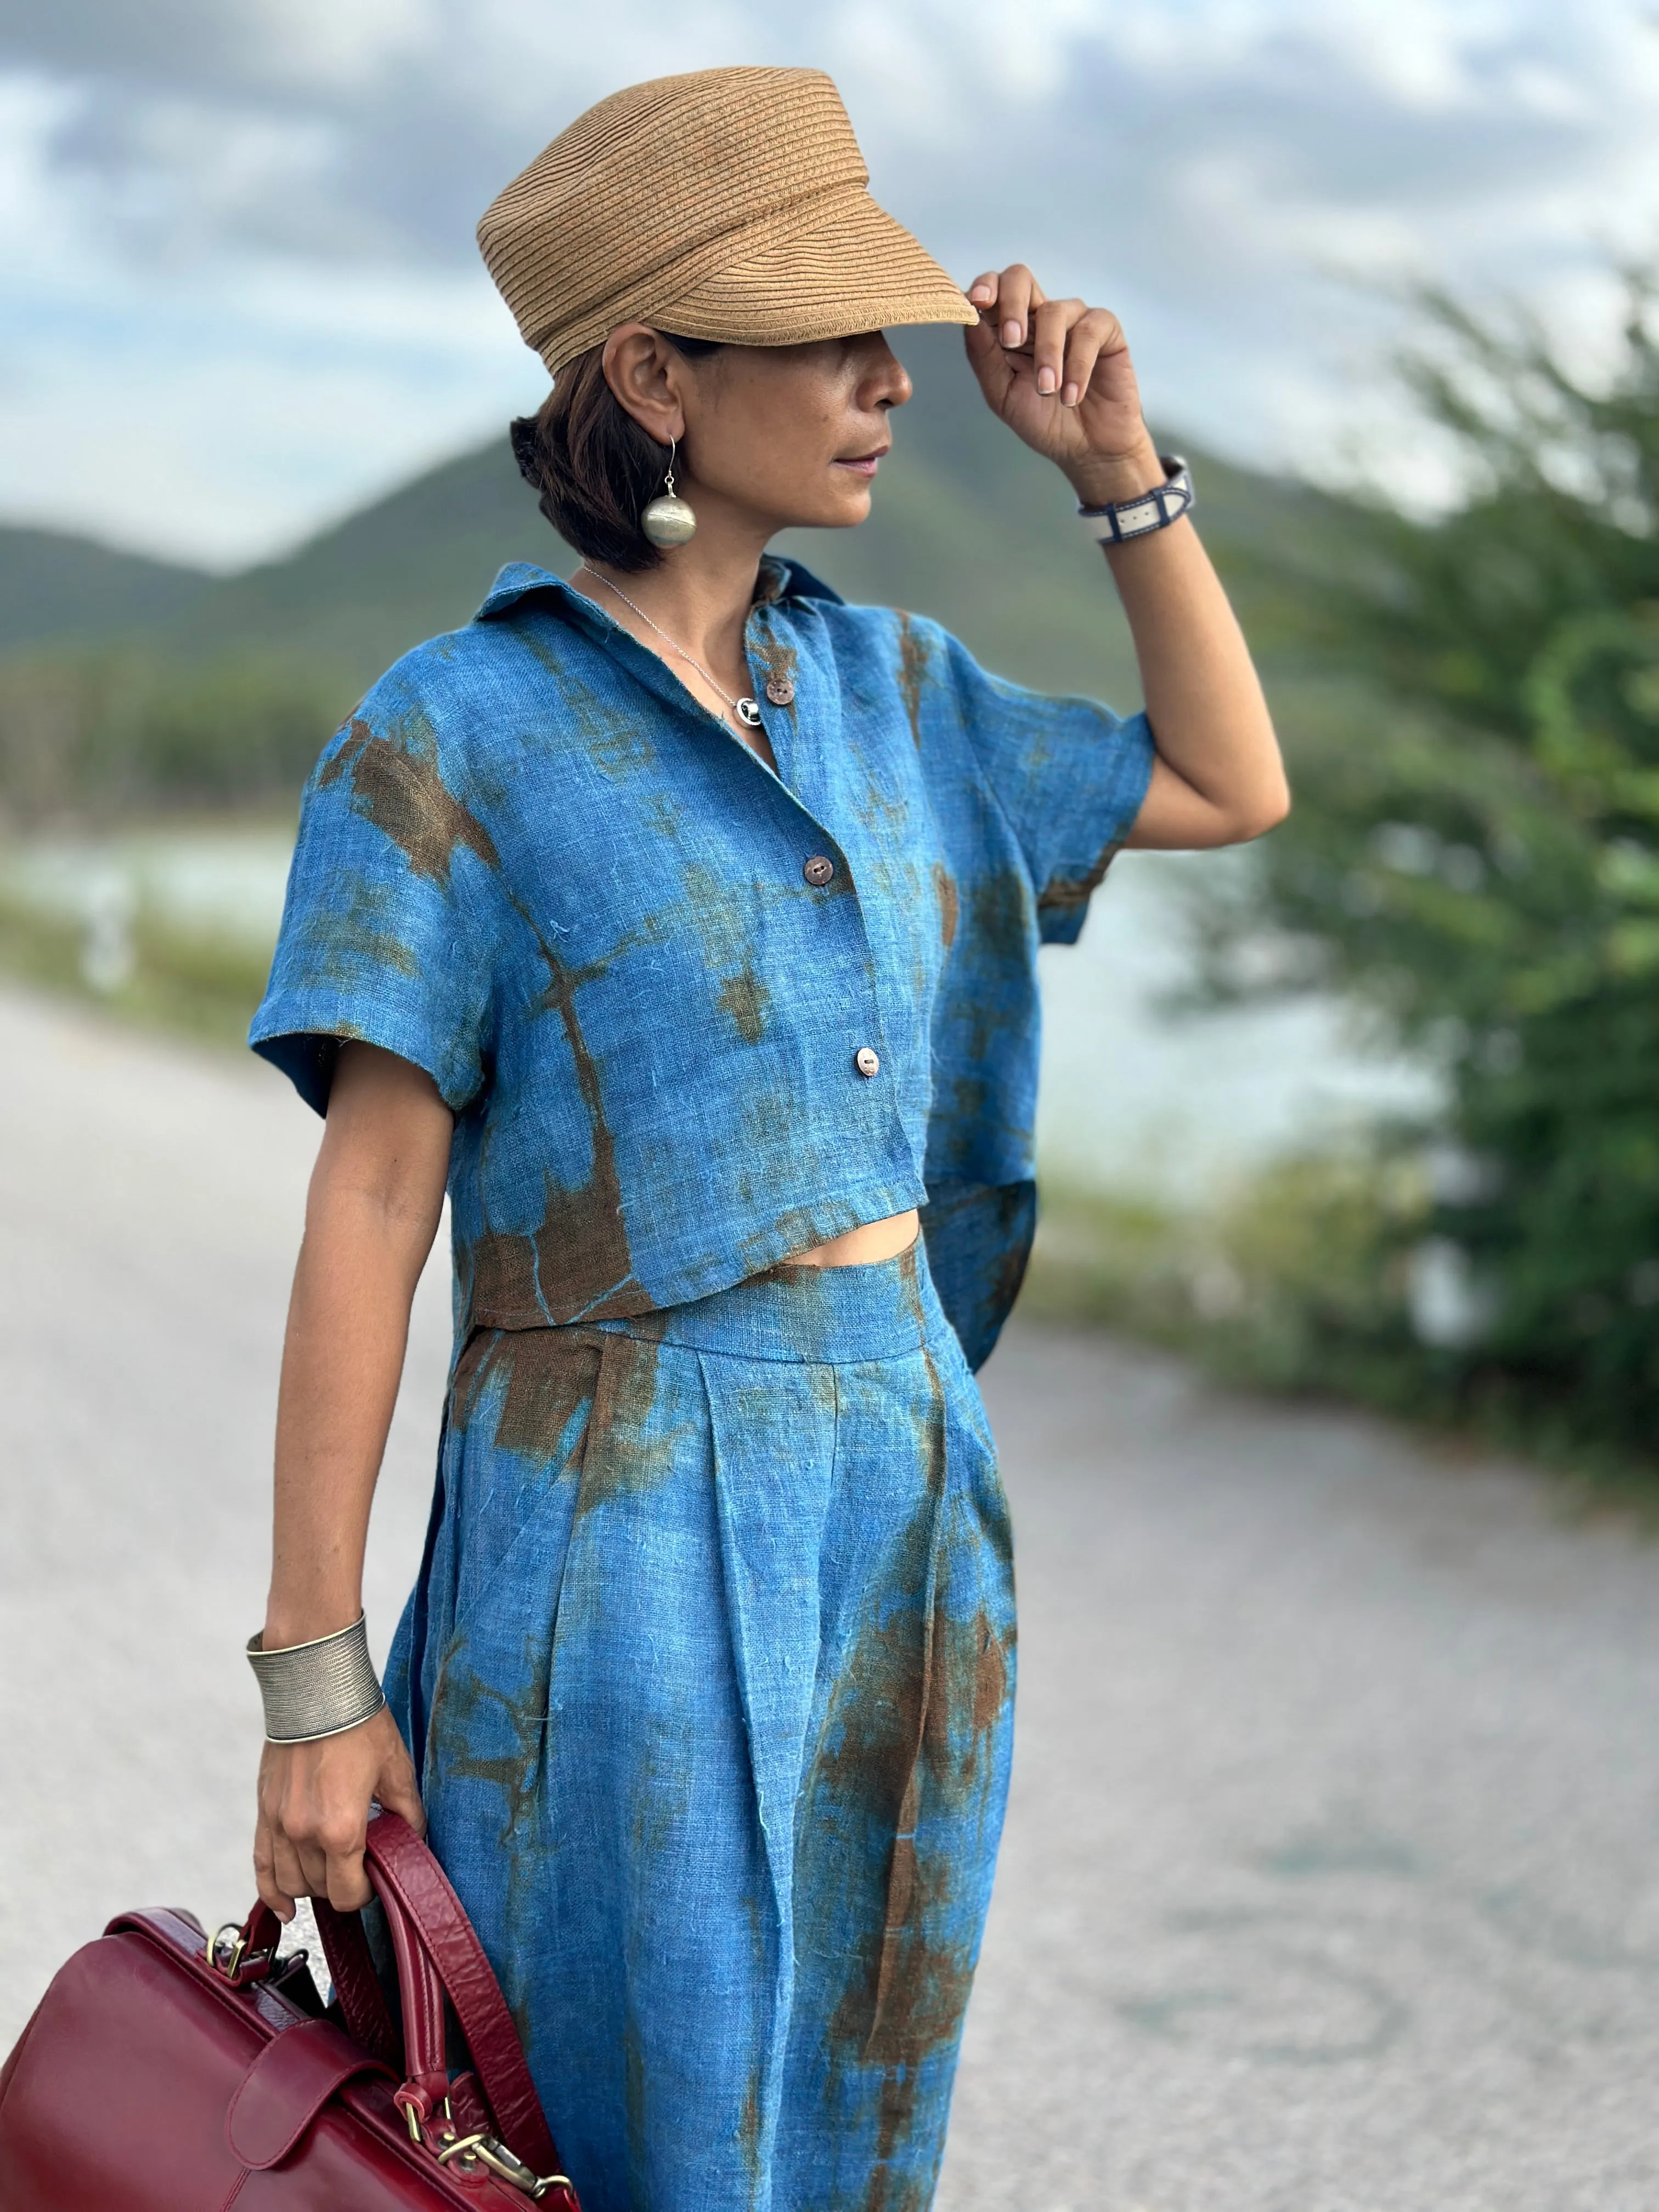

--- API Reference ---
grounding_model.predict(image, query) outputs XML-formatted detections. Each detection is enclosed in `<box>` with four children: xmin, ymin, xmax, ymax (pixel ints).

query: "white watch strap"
<box><xmin>1078</xmin><ymin>455</ymin><xmax>1194</xmax><ymax>544</ymax></box>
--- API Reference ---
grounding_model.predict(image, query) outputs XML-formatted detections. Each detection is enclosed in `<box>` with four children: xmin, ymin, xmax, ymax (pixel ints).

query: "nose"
<box><xmin>859</xmin><ymin>333</ymin><xmax>912</xmax><ymax>411</ymax></box>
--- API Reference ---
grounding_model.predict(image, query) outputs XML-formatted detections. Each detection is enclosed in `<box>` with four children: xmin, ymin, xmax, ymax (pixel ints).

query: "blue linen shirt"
<box><xmin>251</xmin><ymin>556</ymin><xmax>1153</xmax><ymax>1367</ymax></box>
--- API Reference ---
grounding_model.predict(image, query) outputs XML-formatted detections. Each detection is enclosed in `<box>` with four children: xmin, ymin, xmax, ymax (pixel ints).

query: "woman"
<box><xmin>245</xmin><ymin>63</ymin><xmax>1286</xmax><ymax>2212</ymax></box>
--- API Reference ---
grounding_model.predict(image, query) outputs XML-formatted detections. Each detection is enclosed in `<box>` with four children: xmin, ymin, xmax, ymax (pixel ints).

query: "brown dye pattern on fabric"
<box><xmin>895</xmin><ymin>614</ymin><xmax>932</xmax><ymax>750</ymax></box>
<box><xmin>718</xmin><ymin>967</ymin><xmax>772</xmax><ymax>1046</ymax></box>
<box><xmin>748</xmin><ymin>634</ymin><xmax>800</xmax><ymax>721</ymax></box>
<box><xmin>862</xmin><ymin>1344</ymin><xmax>948</xmax><ymax>2056</ymax></box>
<box><xmin>680</xmin><ymin>859</ymin><xmax>798</xmax><ymax>1048</ymax></box>
<box><xmin>572</xmin><ymin>1332</ymin><xmax>686</xmax><ymax>1521</ymax></box>
<box><xmin>623</xmin><ymin>2016</ymin><xmax>650</xmax><ymax>2204</ymax></box>
<box><xmin>480</xmin><ymin>1329</ymin><xmax>605</xmax><ymax>1463</ymax></box>
<box><xmin>805</xmin><ymin>1329</ymin><xmax>1010</xmax><ymax>2207</ymax></box>
<box><xmin>738</xmin><ymin>2068</ymin><xmax>764</xmax><ymax>2193</ymax></box>
<box><xmin>1039</xmin><ymin>836</ymin><xmax>1126</xmax><ymax>921</ymax></box>
<box><xmin>932</xmin><ymin>863</ymin><xmax>959</xmax><ymax>951</ymax></box>
<box><xmin>516</xmin><ymin>624</ymin><xmax>665</xmax><ymax>783</ymax></box>
<box><xmin>956</xmin><ymin>865</ymin><xmax>1040</xmax><ymax>1064</ymax></box>
<box><xmin>923</xmin><ymin>1607</ymin><xmax>1013</xmax><ymax>1788</ymax></box>
<box><xmin>288</xmin><ymin>879</ymin><xmax>420</xmax><ymax>984</ymax></box>
<box><xmin>469</xmin><ymin>909</ymin><xmax>653</xmax><ymax>1325</ymax></box>
<box><xmin>430</xmin><ymin>1633</ymin><xmax>551</xmax><ymax>1847</ymax></box>
<box><xmin>321</xmin><ymin>717</ymin><xmax>500</xmax><ymax>884</ymax></box>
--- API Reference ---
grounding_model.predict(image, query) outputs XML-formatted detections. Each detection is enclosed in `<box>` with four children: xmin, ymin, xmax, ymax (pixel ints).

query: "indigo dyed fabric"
<box><xmin>383</xmin><ymin>1242</ymin><xmax>1014</xmax><ymax>2212</ymax></box>
<box><xmin>250</xmin><ymin>556</ymin><xmax>1153</xmax><ymax>1368</ymax></box>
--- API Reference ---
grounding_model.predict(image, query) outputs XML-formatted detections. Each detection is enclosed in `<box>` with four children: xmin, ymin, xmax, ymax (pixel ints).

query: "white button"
<box><xmin>854</xmin><ymin>1046</ymin><xmax>880</xmax><ymax>1078</ymax></box>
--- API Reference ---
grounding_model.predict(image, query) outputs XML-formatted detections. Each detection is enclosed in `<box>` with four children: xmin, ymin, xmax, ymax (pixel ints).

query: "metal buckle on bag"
<box><xmin>205</xmin><ymin>1922</ymin><xmax>274</xmax><ymax>1985</ymax></box>
<box><xmin>394</xmin><ymin>2087</ymin><xmax>428</xmax><ymax>2145</ymax></box>
<box><xmin>435</xmin><ymin>2129</ymin><xmax>573</xmax><ymax>2198</ymax></box>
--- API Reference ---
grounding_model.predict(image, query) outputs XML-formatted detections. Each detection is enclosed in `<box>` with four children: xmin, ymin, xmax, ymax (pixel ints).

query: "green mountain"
<box><xmin>0</xmin><ymin>526</ymin><xmax>212</xmax><ymax>650</ymax></box>
<box><xmin>156</xmin><ymin>440</ymin><xmax>561</xmax><ymax>686</ymax></box>
<box><xmin>0</xmin><ymin>325</ymin><xmax>1356</xmax><ymax>819</ymax></box>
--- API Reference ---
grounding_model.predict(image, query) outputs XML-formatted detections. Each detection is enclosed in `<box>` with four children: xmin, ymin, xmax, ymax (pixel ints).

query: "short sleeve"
<box><xmin>249</xmin><ymin>696</ymin><xmax>498</xmax><ymax>1115</ymax></box>
<box><xmin>939</xmin><ymin>625</ymin><xmax>1155</xmax><ymax>945</ymax></box>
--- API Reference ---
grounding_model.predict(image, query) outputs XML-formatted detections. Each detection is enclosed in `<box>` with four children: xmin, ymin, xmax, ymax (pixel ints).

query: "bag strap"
<box><xmin>362</xmin><ymin>1809</ymin><xmax>560</xmax><ymax>2175</ymax></box>
<box><xmin>309</xmin><ymin>1898</ymin><xmax>402</xmax><ymax>2070</ymax></box>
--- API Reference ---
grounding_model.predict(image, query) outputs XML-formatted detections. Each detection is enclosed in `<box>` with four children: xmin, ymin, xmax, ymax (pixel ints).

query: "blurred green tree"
<box><xmin>1207</xmin><ymin>274</ymin><xmax>1659</xmax><ymax>1457</ymax></box>
<box><xmin>0</xmin><ymin>650</ymin><xmax>340</xmax><ymax>824</ymax></box>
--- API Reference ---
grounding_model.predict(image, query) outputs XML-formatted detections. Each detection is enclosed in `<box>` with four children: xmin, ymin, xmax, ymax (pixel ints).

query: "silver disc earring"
<box><xmin>640</xmin><ymin>438</ymin><xmax>697</xmax><ymax>548</ymax></box>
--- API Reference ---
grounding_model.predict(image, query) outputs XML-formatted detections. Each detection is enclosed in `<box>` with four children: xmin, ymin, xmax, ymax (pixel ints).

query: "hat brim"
<box><xmin>647</xmin><ymin>188</ymin><xmax>978</xmax><ymax>349</ymax></box>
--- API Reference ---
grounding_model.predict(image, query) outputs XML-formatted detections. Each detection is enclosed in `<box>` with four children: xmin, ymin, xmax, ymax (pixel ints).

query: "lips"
<box><xmin>833</xmin><ymin>448</ymin><xmax>888</xmax><ymax>477</ymax></box>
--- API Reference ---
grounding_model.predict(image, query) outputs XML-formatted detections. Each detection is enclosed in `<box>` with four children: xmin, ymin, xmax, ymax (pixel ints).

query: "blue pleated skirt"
<box><xmin>385</xmin><ymin>1240</ymin><xmax>1016</xmax><ymax>2212</ymax></box>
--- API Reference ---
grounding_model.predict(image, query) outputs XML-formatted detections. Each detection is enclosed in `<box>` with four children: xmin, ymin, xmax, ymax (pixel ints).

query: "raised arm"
<box><xmin>963</xmin><ymin>263</ymin><xmax>1289</xmax><ymax>850</ymax></box>
<box><xmin>253</xmin><ymin>1040</ymin><xmax>453</xmax><ymax>1918</ymax></box>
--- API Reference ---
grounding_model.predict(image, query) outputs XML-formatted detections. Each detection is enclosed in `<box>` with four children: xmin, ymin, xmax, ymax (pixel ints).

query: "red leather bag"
<box><xmin>0</xmin><ymin>1809</ymin><xmax>582</xmax><ymax>2209</ymax></box>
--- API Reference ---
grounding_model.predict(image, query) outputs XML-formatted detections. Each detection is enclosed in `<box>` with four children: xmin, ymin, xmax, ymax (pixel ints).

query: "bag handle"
<box><xmin>227</xmin><ymin>1812</ymin><xmax>561</xmax><ymax>2179</ymax></box>
<box><xmin>360</xmin><ymin>1809</ymin><xmax>561</xmax><ymax>2177</ymax></box>
<box><xmin>309</xmin><ymin>1898</ymin><xmax>401</xmax><ymax>2069</ymax></box>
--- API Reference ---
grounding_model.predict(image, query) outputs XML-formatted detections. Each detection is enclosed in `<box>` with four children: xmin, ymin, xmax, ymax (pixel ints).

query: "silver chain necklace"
<box><xmin>577</xmin><ymin>566</ymin><xmax>765</xmax><ymax>730</ymax></box>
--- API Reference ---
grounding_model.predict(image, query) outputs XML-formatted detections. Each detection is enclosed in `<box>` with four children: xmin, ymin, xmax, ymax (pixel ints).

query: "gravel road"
<box><xmin>3</xmin><ymin>981</ymin><xmax>1657</xmax><ymax>2210</ymax></box>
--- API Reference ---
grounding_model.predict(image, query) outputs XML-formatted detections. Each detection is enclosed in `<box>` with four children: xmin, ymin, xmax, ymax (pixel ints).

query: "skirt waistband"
<box><xmin>595</xmin><ymin>1238</ymin><xmax>946</xmax><ymax>1365</ymax></box>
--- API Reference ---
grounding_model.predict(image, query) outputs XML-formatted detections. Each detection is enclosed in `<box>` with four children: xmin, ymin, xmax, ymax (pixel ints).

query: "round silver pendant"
<box><xmin>640</xmin><ymin>493</ymin><xmax>698</xmax><ymax>549</ymax></box>
<box><xmin>735</xmin><ymin>697</ymin><xmax>764</xmax><ymax>728</ymax></box>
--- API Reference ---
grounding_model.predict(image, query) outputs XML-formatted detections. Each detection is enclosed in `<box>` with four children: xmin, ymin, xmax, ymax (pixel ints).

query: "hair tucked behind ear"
<box><xmin>510</xmin><ymin>334</ymin><xmax>721</xmax><ymax>571</ymax></box>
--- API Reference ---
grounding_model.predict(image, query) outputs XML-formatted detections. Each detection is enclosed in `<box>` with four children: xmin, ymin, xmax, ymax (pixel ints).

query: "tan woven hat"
<box><xmin>478</xmin><ymin>66</ymin><xmax>977</xmax><ymax>377</ymax></box>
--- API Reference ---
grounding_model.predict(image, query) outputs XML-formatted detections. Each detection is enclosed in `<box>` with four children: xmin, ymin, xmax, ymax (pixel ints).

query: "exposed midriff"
<box><xmin>782</xmin><ymin>1208</ymin><xmax>920</xmax><ymax>1267</ymax></box>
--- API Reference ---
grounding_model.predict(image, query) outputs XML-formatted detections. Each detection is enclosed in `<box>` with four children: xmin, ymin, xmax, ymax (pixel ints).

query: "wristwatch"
<box><xmin>1077</xmin><ymin>454</ymin><xmax>1194</xmax><ymax>544</ymax></box>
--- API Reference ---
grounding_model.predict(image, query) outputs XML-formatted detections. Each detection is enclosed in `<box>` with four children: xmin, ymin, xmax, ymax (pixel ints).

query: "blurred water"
<box><xmin>1039</xmin><ymin>849</ymin><xmax>1442</xmax><ymax>1195</ymax></box>
<box><xmin>0</xmin><ymin>825</ymin><xmax>295</xmax><ymax>944</ymax></box>
<box><xmin>0</xmin><ymin>829</ymin><xmax>1439</xmax><ymax>1197</ymax></box>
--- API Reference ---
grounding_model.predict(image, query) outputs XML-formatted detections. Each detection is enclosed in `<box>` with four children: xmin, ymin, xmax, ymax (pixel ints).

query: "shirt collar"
<box><xmin>472</xmin><ymin>553</ymin><xmax>844</xmax><ymax>627</ymax></box>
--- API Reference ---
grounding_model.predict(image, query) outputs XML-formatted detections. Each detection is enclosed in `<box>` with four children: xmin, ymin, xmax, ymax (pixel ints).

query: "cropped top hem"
<box><xmin>461</xmin><ymin>1167</ymin><xmax>929</xmax><ymax>1333</ymax></box>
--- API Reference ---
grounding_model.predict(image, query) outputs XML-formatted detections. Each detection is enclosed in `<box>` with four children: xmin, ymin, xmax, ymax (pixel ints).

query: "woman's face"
<box><xmin>606</xmin><ymin>326</ymin><xmax>914</xmax><ymax>539</ymax></box>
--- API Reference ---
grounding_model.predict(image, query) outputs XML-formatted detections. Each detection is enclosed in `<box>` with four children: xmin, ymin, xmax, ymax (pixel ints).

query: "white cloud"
<box><xmin>241</xmin><ymin>0</ymin><xmax>443</xmax><ymax>95</ymax></box>
<box><xmin>3</xmin><ymin>0</ymin><xmax>1659</xmax><ymax>560</ymax></box>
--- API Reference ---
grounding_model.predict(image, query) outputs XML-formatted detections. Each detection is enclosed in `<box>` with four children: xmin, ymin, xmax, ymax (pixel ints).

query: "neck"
<box><xmin>573</xmin><ymin>486</ymin><xmax>771</xmax><ymax>675</ymax></box>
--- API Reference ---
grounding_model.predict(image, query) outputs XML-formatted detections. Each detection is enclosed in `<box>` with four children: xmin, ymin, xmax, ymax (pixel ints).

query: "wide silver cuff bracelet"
<box><xmin>246</xmin><ymin>1612</ymin><xmax>386</xmax><ymax>1744</ymax></box>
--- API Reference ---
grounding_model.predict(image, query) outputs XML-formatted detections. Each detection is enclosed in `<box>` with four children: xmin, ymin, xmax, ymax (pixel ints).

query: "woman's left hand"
<box><xmin>962</xmin><ymin>263</ymin><xmax>1159</xmax><ymax>501</ymax></box>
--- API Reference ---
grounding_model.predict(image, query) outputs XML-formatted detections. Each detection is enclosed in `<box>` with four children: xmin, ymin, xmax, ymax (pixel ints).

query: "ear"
<box><xmin>601</xmin><ymin>325</ymin><xmax>689</xmax><ymax>447</ymax></box>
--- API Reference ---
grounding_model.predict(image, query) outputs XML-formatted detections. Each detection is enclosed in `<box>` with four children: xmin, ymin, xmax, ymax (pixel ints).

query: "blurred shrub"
<box><xmin>1029</xmin><ymin>1161</ymin><xmax>1427</xmax><ymax>1397</ymax></box>
<box><xmin>0</xmin><ymin>648</ymin><xmax>341</xmax><ymax>824</ymax></box>
<box><xmin>1189</xmin><ymin>273</ymin><xmax>1659</xmax><ymax>1467</ymax></box>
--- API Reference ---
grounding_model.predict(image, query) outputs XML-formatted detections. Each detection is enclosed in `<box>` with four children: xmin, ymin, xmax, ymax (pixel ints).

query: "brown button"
<box><xmin>854</xmin><ymin>1046</ymin><xmax>881</xmax><ymax>1078</ymax></box>
<box><xmin>803</xmin><ymin>854</ymin><xmax>835</xmax><ymax>887</ymax></box>
<box><xmin>765</xmin><ymin>676</ymin><xmax>796</xmax><ymax>706</ymax></box>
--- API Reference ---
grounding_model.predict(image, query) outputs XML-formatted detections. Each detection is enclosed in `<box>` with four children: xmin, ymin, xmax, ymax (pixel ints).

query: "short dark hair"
<box><xmin>509</xmin><ymin>334</ymin><xmax>722</xmax><ymax>572</ymax></box>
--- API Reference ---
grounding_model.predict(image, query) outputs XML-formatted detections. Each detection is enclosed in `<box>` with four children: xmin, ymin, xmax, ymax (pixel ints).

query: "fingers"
<box><xmin>967</xmin><ymin>263</ymin><xmax>1044</xmax><ymax>351</ymax></box>
<box><xmin>323</xmin><ymin>1829</ymin><xmax>373</xmax><ymax>1913</ymax></box>
<box><xmin>1060</xmin><ymin>306</ymin><xmax>1127</xmax><ymax>408</ymax></box>
<box><xmin>1030</xmin><ymin>297</ymin><xmax>1080</xmax><ymax>398</ymax></box>
<box><xmin>256</xmin><ymin>1722</ymin><xmax>391</xmax><ymax>1920</ymax></box>
<box><xmin>253</xmin><ymin>1816</ymin><xmax>297</xmax><ymax>1922</ymax></box>
<box><xmin>965</xmin><ymin>268</ymin><xmax>1120</xmax><ymax>407</ymax></box>
<box><xmin>376</xmin><ymin>1743</ymin><xmax>428</xmax><ymax>1841</ymax></box>
<box><xmin>264</xmin><ymin>1799</ymin><xmax>369</xmax><ymax>1911</ymax></box>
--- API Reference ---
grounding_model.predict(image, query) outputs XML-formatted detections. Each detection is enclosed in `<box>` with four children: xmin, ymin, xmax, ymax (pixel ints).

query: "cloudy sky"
<box><xmin>3</xmin><ymin>0</ymin><xmax>1658</xmax><ymax>568</ymax></box>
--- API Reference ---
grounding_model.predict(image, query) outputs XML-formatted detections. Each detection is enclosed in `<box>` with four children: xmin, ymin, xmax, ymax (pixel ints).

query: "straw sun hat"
<box><xmin>478</xmin><ymin>65</ymin><xmax>977</xmax><ymax>377</ymax></box>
